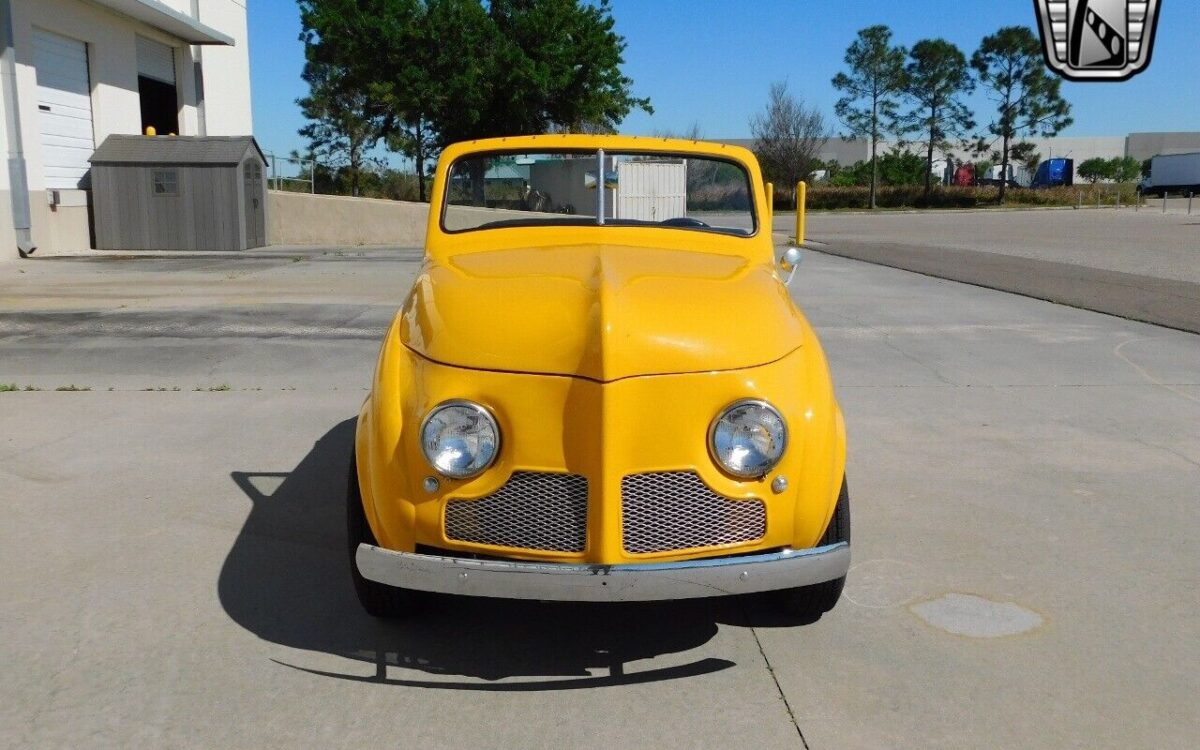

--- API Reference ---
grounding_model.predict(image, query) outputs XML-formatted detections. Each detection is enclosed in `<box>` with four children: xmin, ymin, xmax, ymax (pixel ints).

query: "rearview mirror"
<box><xmin>779</xmin><ymin>247</ymin><xmax>802</xmax><ymax>286</ymax></box>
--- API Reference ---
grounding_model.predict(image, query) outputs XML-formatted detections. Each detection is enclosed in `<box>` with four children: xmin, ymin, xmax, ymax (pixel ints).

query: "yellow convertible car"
<box><xmin>349</xmin><ymin>134</ymin><xmax>848</xmax><ymax>618</ymax></box>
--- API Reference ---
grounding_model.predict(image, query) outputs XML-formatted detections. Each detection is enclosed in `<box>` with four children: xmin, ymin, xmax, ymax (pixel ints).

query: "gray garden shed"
<box><xmin>90</xmin><ymin>135</ymin><xmax>267</xmax><ymax>251</ymax></box>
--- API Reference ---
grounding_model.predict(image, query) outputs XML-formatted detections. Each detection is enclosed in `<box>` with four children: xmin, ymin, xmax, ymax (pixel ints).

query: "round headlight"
<box><xmin>709</xmin><ymin>399</ymin><xmax>787</xmax><ymax>478</ymax></box>
<box><xmin>419</xmin><ymin>400</ymin><xmax>500</xmax><ymax>479</ymax></box>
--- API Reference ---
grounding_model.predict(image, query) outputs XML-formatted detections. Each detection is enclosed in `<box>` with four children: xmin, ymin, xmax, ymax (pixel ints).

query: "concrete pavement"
<box><xmin>800</xmin><ymin>208</ymin><xmax>1200</xmax><ymax>334</ymax></box>
<box><xmin>1</xmin><ymin>246</ymin><xmax>1197</xmax><ymax>748</ymax></box>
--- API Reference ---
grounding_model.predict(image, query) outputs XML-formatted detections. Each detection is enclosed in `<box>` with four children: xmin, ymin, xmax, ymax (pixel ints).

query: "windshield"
<box><xmin>441</xmin><ymin>149</ymin><xmax>757</xmax><ymax>237</ymax></box>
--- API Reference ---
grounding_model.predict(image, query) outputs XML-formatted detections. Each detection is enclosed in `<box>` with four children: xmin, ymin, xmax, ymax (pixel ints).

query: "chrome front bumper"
<box><xmin>355</xmin><ymin>542</ymin><xmax>850</xmax><ymax>602</ymax></box>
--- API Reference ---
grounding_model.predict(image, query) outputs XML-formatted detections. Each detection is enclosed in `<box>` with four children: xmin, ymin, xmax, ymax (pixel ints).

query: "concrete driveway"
<box><xmin>1</xmin><ymin>247</ymin><xmax>1197</xmax><ymax>748</ymax></box>
<box><xmin>795</xmin><ymin>207</ymin><xmax>1200</xmax><ymax>334</ymax></box>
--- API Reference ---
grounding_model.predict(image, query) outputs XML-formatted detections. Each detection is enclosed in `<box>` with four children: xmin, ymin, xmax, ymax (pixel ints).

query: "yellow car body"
<box><xmin>352</xmin><ymin>134</ymin><xmax>848</xmax><ymax>610</ymax></box>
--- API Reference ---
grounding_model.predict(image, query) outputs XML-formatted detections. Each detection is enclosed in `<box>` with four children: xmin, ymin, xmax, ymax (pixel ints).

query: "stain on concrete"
<box><xmin>910</xmin><ymin>593</ymin><xmax>1043</xmax><ymax>638</ymax></box>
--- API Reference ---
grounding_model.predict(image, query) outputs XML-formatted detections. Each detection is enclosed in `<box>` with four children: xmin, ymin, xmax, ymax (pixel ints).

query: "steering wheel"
<box><xmin>660</xmin><ymin>217</ymin><xmax>710</xmax><ymax>228</ymax></box>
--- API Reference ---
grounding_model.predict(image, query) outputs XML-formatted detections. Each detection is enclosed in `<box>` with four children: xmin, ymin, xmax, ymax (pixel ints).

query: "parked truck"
<box><xmin>1139</xmin><ymin>153</ymin><xmax>1200</xmax><ymax>197</ymax></box>
<box><xmin>952</xmin><ymin>164</ymin><xmax>975</xmax><ymax>187</ymax></box>
<box><xmin>1031</xmin><ymin>158</ymin><xmax>1074</xmax><ymax>188</ymax></box>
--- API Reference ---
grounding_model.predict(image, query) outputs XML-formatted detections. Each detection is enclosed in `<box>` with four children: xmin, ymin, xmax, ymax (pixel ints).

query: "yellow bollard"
<box><xmin>765</xmin><ymin>182</ymin><xmax>773</xmax><ymax>228</ymax></box>
<box><xmin>795</xmin><ymin>181</ymin><xmax>807</xmax><ymax>247</ymax></box>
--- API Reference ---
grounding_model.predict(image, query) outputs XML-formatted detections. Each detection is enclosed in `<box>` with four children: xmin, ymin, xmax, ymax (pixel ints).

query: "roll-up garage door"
<box><xmin>136</xmin><ymin>36</ymin><xmax>179</xmax><ymax>136</ymax></box>
<box><xmin>32</xmin><ymin>29</ymin><xmax>94</xmax><ymax>190</ymax></box>
<box><xmin>136</xmin><ymin>36</ymin><xmax>176</xmax><ymax>85</ymax></box>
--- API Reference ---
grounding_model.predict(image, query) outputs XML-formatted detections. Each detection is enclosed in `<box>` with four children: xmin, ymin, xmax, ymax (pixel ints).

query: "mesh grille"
<box><xmin>445</xmin><ymin>472</ymin><xmax>588</xmax><ymax>552</ymax></box>
<box><xmin>621</xmin><ymin>472</ymin><xmax>765</xmax><ymax>554</ymax></box>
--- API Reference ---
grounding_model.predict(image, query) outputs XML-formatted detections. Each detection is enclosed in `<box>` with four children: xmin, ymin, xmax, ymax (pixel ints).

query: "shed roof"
<box><xmin>91</xmin><ymin>136</ymin><xmax>265</xmax><ymax>166</ymax></box>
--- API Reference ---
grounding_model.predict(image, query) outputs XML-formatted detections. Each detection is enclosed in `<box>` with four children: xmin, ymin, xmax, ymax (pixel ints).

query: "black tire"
<box><xmin>347</xmin><ymin>449</ymin><xmax>423</xmax><ymax>618</ymax></box>
<box><xmin>771</xmin><ymin>477</ymin><xmax>850</xmax><ymax>618</ymax></box>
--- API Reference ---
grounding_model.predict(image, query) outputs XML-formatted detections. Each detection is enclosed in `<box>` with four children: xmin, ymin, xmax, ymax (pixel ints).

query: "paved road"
<box><xmin>803</xmin><ymin>207</ymin><xmax>1199</xmax><ymax>283</ymax></box>
<box><xmin>791</xmin><ymin>208</ymin><xmax>1200</xmax><ymax>334</ymax></box>
<box><xmin>1</xmin><ymin>247</ymin><xmax>1197</xmax><ymax>748</ymax></box>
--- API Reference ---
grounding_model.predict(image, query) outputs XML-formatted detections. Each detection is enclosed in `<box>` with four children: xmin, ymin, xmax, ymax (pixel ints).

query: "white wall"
<box><xmin>938</xmin><ymin>136</ymin><xmax>1128</xmax><ymax>167</ymax></box>
<box><xmin>194</xmin><ymin>0</ymin><xmax>252</xmax><ymax>136</ymax></box>
<box><xmin>121</xmin><ymin>0</ymin><xmax>253</xmax><ymax>135</ymax></box>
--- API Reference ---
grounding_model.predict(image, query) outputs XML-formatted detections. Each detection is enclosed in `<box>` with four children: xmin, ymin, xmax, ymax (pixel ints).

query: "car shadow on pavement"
<box><xmin>219</xmin><ymin>418</ymin><xmax>812</xmax><ymax>691</ymax></box>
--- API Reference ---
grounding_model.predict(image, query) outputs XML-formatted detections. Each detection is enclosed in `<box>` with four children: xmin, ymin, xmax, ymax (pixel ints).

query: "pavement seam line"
<box><xmin>748</xmin><ymin>621</ymin><xmax>810</xmax><ymax>749</ymax></box>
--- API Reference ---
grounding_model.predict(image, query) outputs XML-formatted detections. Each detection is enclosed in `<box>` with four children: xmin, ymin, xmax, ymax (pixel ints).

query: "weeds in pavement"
<box><xmin>194</xmin><ymin>384</ymin><xmax>232</xmax><ymax>392</ymax></box>
<box><xmin>0</xmin><ymin>383</ymin><xmax>18</xmax><ymax>392</ymax></box>
<box><xmin>55</xmin><ymin>385</ymin><xmax>91</xmax><ymax>391</ymax></box>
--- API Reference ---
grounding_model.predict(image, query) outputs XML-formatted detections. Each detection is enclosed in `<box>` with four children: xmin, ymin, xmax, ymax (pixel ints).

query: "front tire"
<box><xmin>347</xmin><ymin>449</ymin><xmax>423</xmax><ymax>618</ymax></box>
<box><xmin>771</xmin><ymin>477</ymin><xmax>850</xmax><ymax>619</ymax></box>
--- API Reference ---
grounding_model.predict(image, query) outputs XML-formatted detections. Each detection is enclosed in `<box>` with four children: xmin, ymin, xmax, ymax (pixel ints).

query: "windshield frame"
<box><xmin>438</xmin><ymin>148</ymin><xmax>760</xmax><ymax>239</ymax></box>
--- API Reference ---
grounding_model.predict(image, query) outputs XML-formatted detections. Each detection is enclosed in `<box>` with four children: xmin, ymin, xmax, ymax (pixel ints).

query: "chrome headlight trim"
<box><xmin>707</xmin><ymin>398</ymin><xmax>788</xmax><ymax>479</ymax></box>
<box><xmin>419</xmin><ymin>399</ymin><xmax>501</xmax><ymax>479</ymax></box>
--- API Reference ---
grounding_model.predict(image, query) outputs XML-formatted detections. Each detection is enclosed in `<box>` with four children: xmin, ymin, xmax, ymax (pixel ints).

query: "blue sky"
<box><xmin>249</xmin><ymin>0</ymin><xmax>1200</xmax><ymax>158</ymax></box>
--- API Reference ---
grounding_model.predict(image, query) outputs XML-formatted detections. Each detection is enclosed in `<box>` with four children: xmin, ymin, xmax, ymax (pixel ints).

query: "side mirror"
<box><xmin>778</xmin><ymin>246</ymin><xmax>802</xmax><ymax>286</ymax></box>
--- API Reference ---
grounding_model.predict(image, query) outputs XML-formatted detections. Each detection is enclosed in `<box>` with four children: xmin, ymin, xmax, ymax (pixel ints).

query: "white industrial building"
<box><xmin>1</xmin><ymin>0</ymin><xmax>252</xmax><ymax>259</ymax></box>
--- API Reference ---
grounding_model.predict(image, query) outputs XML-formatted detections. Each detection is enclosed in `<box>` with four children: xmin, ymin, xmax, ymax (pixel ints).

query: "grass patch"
<box><xmin>0</xmin><ymin>383</ymin><xmax>18</xmax><ymax>392</ymax></box>
<box><xmin>143</xmin><ymin>386</ymin><xmax>182</xmax><ymax>392</ymax></box>
<box><xmin>55</xmin><ymin>384</ymin><xmax>91</xmax><ymax>392</ymax></box>
<box><xmin>195</xmin><ymin>384</ymin><xmax>232</xmax><ymax>392</ymax></box>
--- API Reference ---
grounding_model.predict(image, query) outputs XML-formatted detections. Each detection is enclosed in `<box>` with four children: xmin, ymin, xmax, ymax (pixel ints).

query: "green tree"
<box><xmin>971</xmin><ymin>26</ymin><xmax>1072</xmax><ymax>202</ymax></box>
<box><xmin>385</xmin><ymin>118</ymin><xmax>437</xmax><ymax>202</ymax></box>
<box><xmin>1009</xmin><ymin>142</ymin><xmax>1040</xmax><ymax>178</ymax></box>
<box><xmin>368</xmin><ymin>0</ymin><xmax>447</xmax><ymax>202</ymax></box>
<box><xmin>1108</xmin><ymin>156</ymin><xmax>1141</xmax><ymax>183</ymax></box>
<box><xmin>296</xmin><ymin>45</ymin><xmax>380</xmax><ymax>197</ymax></box>
<box><xmin>877</xmin><ymin>148</ymin><xmax>927</xmax><ymax>186</ymax></box>
<box><xmin>832</xmin><ymin>26</ymin><xmax>908</xmax><ymax>209</ymax></box>
<box><xmin>750</xmin><ymin>82</ymin><xmax>829</xmax><ymax>207</ymax></box>
<box><xmin>448</xmin><ymin>0</ymin><xmax>652</xmax><ymax>200</ymax></box>
<box><xmin>828</xmin><ymin>161</ymin><xmax>869</xmax><ymax>187</ymax></box>
<box><xmin>1077</xmin><ymin>157</ymin><xmax>1113</xmax><ymax>184</ymax></box>
<box><xmin>435</xmin><ymin>0</ymin><xmax>651</xmax><ymax>142</ymax></box>
<box><xmin>897</xmin><ymin>39</ymin><xmax>975</xmax><ymax>198</ymax></box>
<box><xmin>298</xmin><ymin>0</ymin><xmax>650</xmax><ymax>202</ymax></box>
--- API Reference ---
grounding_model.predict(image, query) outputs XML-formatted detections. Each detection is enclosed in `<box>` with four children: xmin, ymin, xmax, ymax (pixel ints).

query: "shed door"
<box><xmin>243</xmin><ymin>159</ymin><xmax>264</xmax><ymax>248</ymax></box>
<box><xmin>32</xmin><ymin>29</ymin><xmax>94</xmax><ymax>189</ymax></box>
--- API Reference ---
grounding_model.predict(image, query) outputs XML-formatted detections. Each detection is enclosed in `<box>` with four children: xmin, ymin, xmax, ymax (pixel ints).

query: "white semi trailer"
<box><xmin>1141</xmin><ymin>153</ymin><xmax>1200</xmax><ymax>197</ymax></box>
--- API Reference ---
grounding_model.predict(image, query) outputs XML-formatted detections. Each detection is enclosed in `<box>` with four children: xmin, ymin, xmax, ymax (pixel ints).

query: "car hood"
<box><xmin>399</xmin><ymin>244</ymin><xmax>804</xmax><ymax>382</ymax></box>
